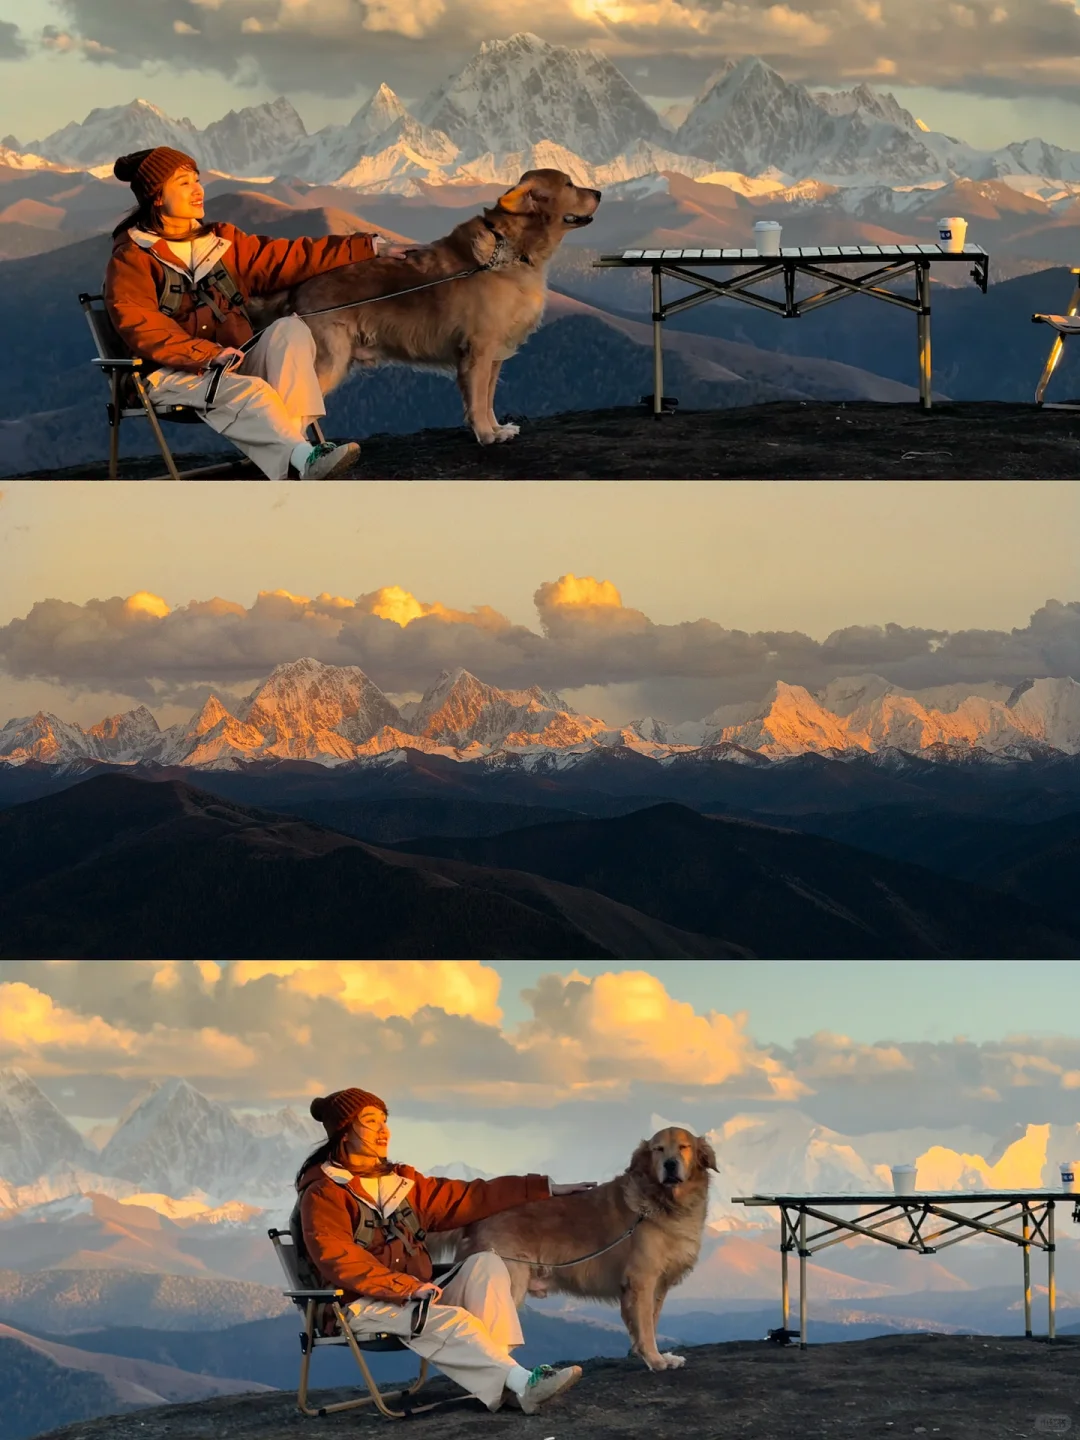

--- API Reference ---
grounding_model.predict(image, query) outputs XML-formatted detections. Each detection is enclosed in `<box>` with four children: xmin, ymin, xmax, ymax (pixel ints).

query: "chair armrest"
<box><xmin>92</xmin><ymin>357</ymin><xmax>144</xmax><ymax>370</ymax></box>
<box><xmin>285</xmin><ymin>1288</ymin><xmax>345</xmax><ymax>1299</ymax></box>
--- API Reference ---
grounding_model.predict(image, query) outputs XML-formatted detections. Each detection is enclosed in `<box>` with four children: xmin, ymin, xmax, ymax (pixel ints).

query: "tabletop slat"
<box><xmin>734</xmin><ymin>1191</ymin><xmax>1069</xmax><ymax>1204</ymax></box>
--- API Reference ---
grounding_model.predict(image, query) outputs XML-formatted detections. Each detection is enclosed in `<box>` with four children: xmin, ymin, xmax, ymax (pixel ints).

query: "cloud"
<box><xmin>0</xmin><ymin>962</ymin><xmax>802</xmax><ymax>1107</ymax></box>
<box><xmin>40</xmin><ymin>0</ymin><xmax>1080</xmax><ymax>102</ymax></box>
<box><xmin>515</xmin><ymin>970</ymin><xmax>809</xmax><ymax>1097</ymax></box>
<box><xmin>0</xmin><ymin>20</ymin><xmax>26</xmax><ymax>59</ymax></box>
<box><xmin>0</xmin><ymin>979</ymin><xmax>257</xmax><ymax>1077</ymax></box>
<box><xmin>1</xmin><ymin>582</ymin><xmax>1076</xmax><ymax>717</ymax></box>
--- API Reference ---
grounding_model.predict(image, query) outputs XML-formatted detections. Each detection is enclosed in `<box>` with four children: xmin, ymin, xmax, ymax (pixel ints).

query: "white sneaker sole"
<box><xmin>519</xmin><ymin>1366</ymin><xmax>583</xmax><ymax>1414</ymax></box>
<box><xmin>304</xmin><ymin>444</ymin><xmax>360</xmax><ymax>480</ymax></box>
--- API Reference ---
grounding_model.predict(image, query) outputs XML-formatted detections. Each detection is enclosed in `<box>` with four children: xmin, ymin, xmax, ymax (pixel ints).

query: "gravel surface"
<box><xmin>16</xmin><ymin>403</ymin><xmax>1080</xmax><ymax>480</ymax></box>
<box><xmin>31</xmin><ymin>1334</ymin><xmax>1080</xmax><ymax>1440</ymax></box>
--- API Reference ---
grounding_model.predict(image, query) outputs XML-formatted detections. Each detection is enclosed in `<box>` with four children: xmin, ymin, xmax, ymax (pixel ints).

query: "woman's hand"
<box><xmin>210</xmin><ymin>346</ymin><xmax>245</xmax><ymax>371</ymax></box>
<box><xmin>411</xmin><ymin>1282</ymin><xmax>443</xmax><ymax>1301</ymax></box>
<box><xmin>550</xmin><ymin>1182</ymin><xmax>598</xmax><ymax>1195</ymax></box>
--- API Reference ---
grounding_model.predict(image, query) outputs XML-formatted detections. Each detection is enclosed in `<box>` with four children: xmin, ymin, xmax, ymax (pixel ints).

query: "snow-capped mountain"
<box><xmin>13</xmin><ymin>34</ymin><xmax>1080</xmax><ymax>194</ymax></box>
<box><xmin>414</xmin><ymin>33</ymin><xmax>668</xmax><ymax>165</ymax></box>
<box><xmin>3</xmin><ymin>668</ymin><xmax>1079</xmax><ymax>772</ymax></box>
<box><xmin>0</xmin><ymin>1069</ymin><xmax>97</xmax><ymax>1185</ymax></box>
<box><xmin>96</xmin><ymin>1078</ymin><xmax>318</xmax><ymax>1204</ymax></box>
<box><xmin>25</xmin><ymin>96</ymin><xmax>309</xmax><ymax>178</ymax></box>
<box><xmin>411</xmin><ymin>668</ymin><xmax>614</xmax><ymax>750</ymax></box>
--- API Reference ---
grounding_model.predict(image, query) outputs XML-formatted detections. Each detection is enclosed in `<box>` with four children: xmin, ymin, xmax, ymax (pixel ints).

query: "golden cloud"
<box><xmin>228</xmin><ymin>961</ymin><xmax>503</xmax><ymax>1025</ymax></box>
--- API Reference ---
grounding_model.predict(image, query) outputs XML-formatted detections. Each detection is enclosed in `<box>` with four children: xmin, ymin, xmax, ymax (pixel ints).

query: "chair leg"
<box><xmin>131</xmin><ymin>372</ymin><xmax>183</xmax><ymax>481</ymax></box>
<box><xmin>296</xmin><ymin>1302</ymin><xmax>319</xmax><ymax>1417</ymax></box>
<box><xmin>108</xmin><ymin>373</ymin><xmax>121</xmax><ymax>480</ymax></box>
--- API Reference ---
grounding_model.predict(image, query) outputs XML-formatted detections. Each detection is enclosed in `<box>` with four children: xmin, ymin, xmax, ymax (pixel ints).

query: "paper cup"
<box><xmin>754</xmin><ymin>220</ymin><xmax>782</xmax><ymax>257</ymax></box>
<box><xmin>1060</xmin><ymin>1162</ymin><xmax>1080</xmax><ymax>1194</ymax></box>
<box><xmin>938</xmin><ymin>217</ymin><xmax>967</xmax><ymax>253</ymax></box>
<box><xmin>891</xmin><ymin>1164</ymin><xmax>917</xmax><ymax>1196</ymax></box>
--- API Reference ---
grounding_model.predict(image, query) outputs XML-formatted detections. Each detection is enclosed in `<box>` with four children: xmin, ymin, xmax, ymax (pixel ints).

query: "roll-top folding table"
<box><xmin>732</xmin><ymin>1190</ymin><xmax>1068</xmax><ymax>1348</ymax></box>
<box><xmin>594</xmin><ymin>244</ymin><xmax>991</xmax><ymax>414</ymax></box>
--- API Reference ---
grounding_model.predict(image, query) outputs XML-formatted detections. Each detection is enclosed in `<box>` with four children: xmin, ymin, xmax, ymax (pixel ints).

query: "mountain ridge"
<box><xmin>3</xmin><ymin>661</ymin><xmax>1077</xmax><ymax>773</ymax></box>
<box><xmin>11</xmin><ymin>35</ymin><xmax>1080</xmax><ymax>192</ymax></box>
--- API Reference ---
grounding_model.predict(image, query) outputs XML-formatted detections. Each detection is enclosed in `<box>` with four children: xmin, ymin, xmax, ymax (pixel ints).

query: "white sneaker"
<box><xmin>517</xmin><ymin>1365</ymin><xmax>583</xmax><ymax>1415</ymax></box>
<box><xmin>302</xmin><ymin>442</ymin><xmax>360</xmax><ymax>479</ymax></box>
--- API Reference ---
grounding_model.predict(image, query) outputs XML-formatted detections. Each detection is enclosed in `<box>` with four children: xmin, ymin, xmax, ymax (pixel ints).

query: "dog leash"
<box><xmin>490</xmin><ymin>1216</ymin><xmax>645</xmax><ymax>1270</ymax></box>
<box><xmin>203</xmin><ymin>231</ymin><xmax>522</xmax><ymax>406</ymax></box>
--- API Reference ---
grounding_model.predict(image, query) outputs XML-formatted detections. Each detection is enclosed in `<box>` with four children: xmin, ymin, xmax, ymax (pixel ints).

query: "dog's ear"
<box><xmin>629</xmin><ymin>1139</ymin><xmax>652</xmax><ymax>1175</ymax></box>
<box><xmin>696</xmin><ymin>1136</ymin><xmax>719</xmax><ymax>1173</ymax></box>
<box><xmin>496</xmin><ymin>181</ymin><xmax>539</xmax><ymax>215</ymax></box>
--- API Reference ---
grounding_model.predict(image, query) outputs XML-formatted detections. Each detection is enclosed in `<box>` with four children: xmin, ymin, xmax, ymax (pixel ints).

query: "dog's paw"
<box><xmin>661</xmin><ymin>1353</ymin><xmax>686</xmax><ymax>1370</ymax></box>
<box><xmin>472</xmin><ymin>428</ymin><xmax>498</xmax><ymax>446</ymax></box>
<box><xmin>493</xmin><ymin>422</ymin><xmax>520</xmax><ymax>442</ymax></box>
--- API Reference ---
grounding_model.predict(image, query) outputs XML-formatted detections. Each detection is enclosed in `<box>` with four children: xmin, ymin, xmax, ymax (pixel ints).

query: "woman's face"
<box><xmin>159</xmin><ymin>166</ymin><xmax>205</xmax><ymax>221</ymax></box>
<box><xmin>350</xmin><ymin>1106</ymin><xmax>390</xmax><ymax>1159</ymax></box>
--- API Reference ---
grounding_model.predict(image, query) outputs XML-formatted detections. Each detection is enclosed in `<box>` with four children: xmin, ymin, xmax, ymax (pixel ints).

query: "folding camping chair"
<box><xmin>269</xmin><ymin>1226</ymin><xmax>460</xmax><ymax>1420</ymax></box>
<box><xmin>1032</xmin><ymin>267</ymin><xmax>1080</xmax><ymax>410</ymax></box>
<box><xmin>77</xmin><ymin>292</ymin><xmax>325</xmax><ymax>480</ymax></box>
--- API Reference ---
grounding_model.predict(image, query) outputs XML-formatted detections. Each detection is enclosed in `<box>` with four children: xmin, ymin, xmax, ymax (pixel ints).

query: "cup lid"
<box><xmin>753</xmin><ymin>219</ymin><xmax>781</xmax><ymax>228</ymax></box>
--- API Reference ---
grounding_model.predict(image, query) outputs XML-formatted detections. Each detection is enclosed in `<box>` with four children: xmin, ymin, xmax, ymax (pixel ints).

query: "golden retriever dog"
<box><xmin>263</xmin><ymin>169</ymin><xmax>601</xmax><ymax>446</ymax></box>
<box><xmin>453</xmin><ymin>1128</ymin><xmax>716</xmax><ymax>1372</ymax></box>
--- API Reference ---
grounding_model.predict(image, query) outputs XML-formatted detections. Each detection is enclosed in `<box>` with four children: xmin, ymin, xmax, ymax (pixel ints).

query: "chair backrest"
<box><xmin>268</xmin><ymin>1227</ymin><xmax>304</xmax><ymax>1298</ymax></box>
<box><xmin>78</xmin><ymin>292</ymin><xmax>133</xmax><ymax>363</ymax></box>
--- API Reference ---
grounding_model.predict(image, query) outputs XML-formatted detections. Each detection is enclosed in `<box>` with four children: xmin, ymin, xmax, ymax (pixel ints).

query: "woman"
<box><xmin>295</xmin><ymin>1086</ymin><xmax>595</xmax><ymax>1415</ymax></box>
<box><xmin>104</xmin><ymin>147</ymin><xmax>412</xmax><ymax>480</ymax></box>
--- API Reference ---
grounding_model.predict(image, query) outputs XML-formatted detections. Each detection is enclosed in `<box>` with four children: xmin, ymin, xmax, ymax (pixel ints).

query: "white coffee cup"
<box><xmin>1060</xmin><ymin>1162</ymin><xmax>1080</xmax><ymax>1194</ymax></box>
<box><xmin>891</xmin><ymin>1164</ymin><xmax>917</xmax><ymax>1196</ymax></box>
<box><xmin>938</xmin><ymin>216</ymin><xmax>967</xmax><ymax>253</ymax></box>
<box><xmin>754</xmin><ymin>220</ymin><xmax>782</xmax><ymax>257</ymax></box>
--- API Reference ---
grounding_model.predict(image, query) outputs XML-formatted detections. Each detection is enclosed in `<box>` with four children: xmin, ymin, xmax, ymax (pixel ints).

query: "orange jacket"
<box><xmin>297</xmin><ymin>1161</ymin><xmax>551</xmax><ymax>1305</ymax></box>
<box><xmin>103</xmin><ymin>221</ymin><xmax>377</xmax><ymax>372</ymax></box>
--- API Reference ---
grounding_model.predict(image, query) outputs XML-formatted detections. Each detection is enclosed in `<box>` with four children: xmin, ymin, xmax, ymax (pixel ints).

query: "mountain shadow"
<box><xmin>391</xmin><ymin>802</ymin><xmax>1080</xmax><ymax>958</ymax></box>
<box><xmin>0</xmin><ymin>774</ymin><xmax>729</xmax><ymax>959</ymax></box>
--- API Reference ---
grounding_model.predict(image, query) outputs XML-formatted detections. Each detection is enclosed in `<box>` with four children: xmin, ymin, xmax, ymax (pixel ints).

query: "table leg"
<box><xmin>652</xmin><ymin>267</ymin><xmax>664</xmax><ymax>418</ymax></box>
<box><xmin>781</xmin><ymin>1212</ymin><xmax>790</xmax><ymax>1332</ymax></box>
<box><xmin>1048</xmin><ymin>1201</ymin><xmax>1056</xmax><ymax>1341</ymax></box>
<box><xmin>1022</xmin><ymin>1207</ymin><xmax>1032</xmax><ymax>1338</ymax></box>
<box><xmin>917</xmin><ymin>263</ymin><xmax>932</xmax><ymax>410</ymax></box>
<box><xmin>799</xmin><ymin>1210</ymin><xmax>808</xmax><ymax>1350</ymax></box>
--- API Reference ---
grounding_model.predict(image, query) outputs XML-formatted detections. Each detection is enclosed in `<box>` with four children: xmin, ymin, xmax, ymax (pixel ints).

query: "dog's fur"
<box><xmin>449</xmin><ymin>1128</ymin><xmax>716</xmax><ymax>1372</ymax></box>
<box><xmin>257</xmin><ymin>169</ymin><xmax>600</xmax><ymax>446</ymax></box>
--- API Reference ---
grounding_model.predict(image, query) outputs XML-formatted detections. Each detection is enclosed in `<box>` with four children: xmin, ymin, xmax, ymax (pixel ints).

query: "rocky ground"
<box><xmin>30</xmin><ymin>1334</ymin><xmax>1080</xmax><ymax>1440</ymax></box>
<box><xmin>17</xmin><ymin>402</ymin><xmax>1080</xmax><ymax>480</ymax></box>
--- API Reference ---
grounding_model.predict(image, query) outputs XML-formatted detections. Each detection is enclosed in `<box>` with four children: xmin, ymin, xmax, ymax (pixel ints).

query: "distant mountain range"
<box><xmin>9</xmin><ymin>35</ymin><xmax>1080</xmax><ymax>192</ymax></box>
<box><xmin>3</xmin><ymin>661</ymin><xmax>1078</xmax><ymax>774</ymax></box>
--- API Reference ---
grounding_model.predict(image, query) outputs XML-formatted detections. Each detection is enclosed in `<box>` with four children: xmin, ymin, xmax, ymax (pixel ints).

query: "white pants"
<box><xmin>145</xmin><ymin>315</ymin><xmax>325</xmax><ymax>480</ymax></box>
<box><xmin>347</xmin><ymin>1252</ymin><xmax>525</xmax><ymax>1411</ymax></box>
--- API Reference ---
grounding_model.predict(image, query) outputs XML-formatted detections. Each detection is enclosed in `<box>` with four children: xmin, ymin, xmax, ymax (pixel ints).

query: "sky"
<box><xmin>5</xmin><ymin>959</ymin><xmax>1080</xmax><ymax>1179</ymax></box>
<box><xmin>0</xmin><ymin>480</ymin><xmax>1077</xmax><ymax>727</ymax></box>
<box><xmin>2</xmin><ymin>0</ymin><xmax>1080</xmax><ymax>151</ymax></box>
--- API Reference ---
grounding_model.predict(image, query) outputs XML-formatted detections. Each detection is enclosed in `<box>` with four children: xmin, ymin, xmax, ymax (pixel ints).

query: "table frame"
<box><xmin>733</xmin><ymin>1191</ymin><xmax>1064</xmax><ymax>1349</ymax></box>
<box><xmin>594</xmin><ymin>245</ymin><xmax>990</xmax><ymax>414</ymax></box>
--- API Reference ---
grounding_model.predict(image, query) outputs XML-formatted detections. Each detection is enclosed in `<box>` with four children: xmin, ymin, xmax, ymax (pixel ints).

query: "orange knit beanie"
<box><xmin>114</xmin><ymin>147</ymin><xmax>199</xmax><ymax>201</ymax></box>
<box><xmin>310</xmin><ymin>1087</ymin><xmax>388</xmax><ymax>1138</ymax></box>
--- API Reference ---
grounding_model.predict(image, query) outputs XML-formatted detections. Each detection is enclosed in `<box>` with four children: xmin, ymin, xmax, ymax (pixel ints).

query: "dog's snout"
<box><xmin>663</xmin><ymin>1158</ymin><xmax>679</xmax><ymax>1176</ymax></box>
<box><xmin>591</xmin><ymin>188</ymin><xmax>602</xmax><ymax>200</ymax></box>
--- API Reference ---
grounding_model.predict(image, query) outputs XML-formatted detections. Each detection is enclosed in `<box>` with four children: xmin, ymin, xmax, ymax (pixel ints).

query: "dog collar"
<box><xmin>481</xmin><ymin>218</ymin><xmax>533</xmax><ymax>268</ymax></box>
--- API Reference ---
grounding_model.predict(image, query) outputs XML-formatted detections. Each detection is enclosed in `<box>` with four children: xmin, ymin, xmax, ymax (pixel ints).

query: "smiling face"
<box><xmin>158</xmin><ymin>165</ymin><xmax>205</xmax><ymax>223</ymax></box>
<box><xmin>348</xmin><ymin>1105</ymin><xmax>391</xmax><ymax>1162</ymax></box>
